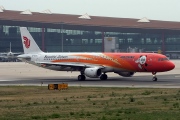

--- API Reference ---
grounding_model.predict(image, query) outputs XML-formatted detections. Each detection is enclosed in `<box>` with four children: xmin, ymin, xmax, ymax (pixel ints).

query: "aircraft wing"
<box><xmin>0</xmin><ymin>53</ymin><xmax>7</xmax><ymax>55</ymax></box>
<box><xmin>37</xmin><ymin>62</ymin><xmax>105</xmax><ymax>68</ymax></box>
<box><xmin>0</xmin><ymin>55</ymin><xmax>18</xmax><ymax>59</ymax></box>
<box><xmin>0</xmin><ymin>54</ymin><xmax>8</xmax><ymax>58</ymax></box>
<box><xmin>13</xmin><ymin>53</ymin><xmax>22</xmax><ymax>55</ymax></box>
<box><xmin>0</xmin><ymin>52</ymin><xmax>22</xmax><ymax>56</ymax></box>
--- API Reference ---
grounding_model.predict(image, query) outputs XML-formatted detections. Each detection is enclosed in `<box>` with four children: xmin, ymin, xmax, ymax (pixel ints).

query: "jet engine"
<box><xmin>84</xmin><ymin>68</ymin><xmax>102</xmax><ymax>78</ymax></box>
<box><xmin>116</xmin><ymin>72</ymin><xmax>135</xmax><ymax>77</ymax></box>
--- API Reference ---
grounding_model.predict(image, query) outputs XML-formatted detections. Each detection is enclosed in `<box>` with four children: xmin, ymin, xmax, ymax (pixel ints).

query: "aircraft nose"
<box><xmin>166</xmin><ymin>61</ymin><xmax>175</xmax><ymax>71</ymax></box>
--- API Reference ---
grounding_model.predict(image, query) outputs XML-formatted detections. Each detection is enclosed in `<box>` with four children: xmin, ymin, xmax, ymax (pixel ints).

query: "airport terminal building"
<box><xmin>1</xmin><ymin>8</ymin><xmax>180</xmax><ymax>58</ymax></box>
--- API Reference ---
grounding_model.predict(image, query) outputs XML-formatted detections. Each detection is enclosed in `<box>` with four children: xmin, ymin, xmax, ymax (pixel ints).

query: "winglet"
<box><xmin>20</xmin><ymin>27</ymin><xmax>43</xmax><ymax>54</ymax></box>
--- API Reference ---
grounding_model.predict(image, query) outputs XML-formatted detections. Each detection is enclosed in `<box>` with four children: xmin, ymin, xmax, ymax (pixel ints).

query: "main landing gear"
<box><xmin>78</xmin><ymin>71</ymin><xmax>86</xmax><ymax>81</ymax></box>
<box><xmin>77</xmin><ymin>72</ymin><xmax>108</xmax><ymax>81</ymax></box>
<box><xmin>78</xmin><ymin>74</ymin><xmax>86</xmax><ymax>81</ymax></box>
<box><xmin>100</xmin><ymin>73</ymin><xmax>108</xmax><ymax>80</ymax></box>
<box><xmin>152</xmin><ymin>72</ymin><xmax>157</xmax><ymax>81</ymax></box>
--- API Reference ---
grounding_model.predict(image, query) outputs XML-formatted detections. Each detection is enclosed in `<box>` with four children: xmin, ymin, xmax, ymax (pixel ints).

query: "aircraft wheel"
<box><xmin>78</xmin><ymin>75</ymin><xmax>86</xmax><ymax>81</ymax></box>
<box><xmin>100</xmin><ymin>74</ymin><xmax>108</xmax><ymax>80</ymax></box>
<box><xmin>152</xmin><ymin>72</ymin><xmax>157</xmax><ymax>81</ymax></box>
<box><xmin>152</xmin><ymin>77</ymin><xmax>157</xmax><ymax>81</ymax></box>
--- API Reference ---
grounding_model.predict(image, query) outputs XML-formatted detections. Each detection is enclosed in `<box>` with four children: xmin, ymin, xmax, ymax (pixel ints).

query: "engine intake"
<box><xmin>84</xmin><ymin>68</ymin><xmax>102</xmax><ymax>78</ymax></box>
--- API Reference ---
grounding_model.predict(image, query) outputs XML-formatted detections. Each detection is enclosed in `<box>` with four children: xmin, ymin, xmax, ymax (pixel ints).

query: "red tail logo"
<box><xmin>23</xmin><ymin>36</ymin><xmax>30</xmax><ymax>48</ymax></box>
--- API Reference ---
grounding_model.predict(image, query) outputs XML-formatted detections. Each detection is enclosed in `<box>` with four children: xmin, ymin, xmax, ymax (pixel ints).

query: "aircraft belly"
<box><xmin>44</xmin><ymin>66</ymin><xmax>76</xmax><ymax>71</ymax></box>
<box><xmin>101</xmin><ymin>67</ymin><xmax>114</xmax><ymax>72</ymax></box>
<box><xmin>113</xmin><ymin>68</ymin><xmax>133</xmax><ymax>73</ymax></box>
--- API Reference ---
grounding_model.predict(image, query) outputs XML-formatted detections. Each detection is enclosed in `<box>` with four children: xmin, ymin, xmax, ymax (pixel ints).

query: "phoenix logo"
<box><xmin>23</xmin><ymin>36</ymin><xmax>30</xmax><ymax>48</ymax></box>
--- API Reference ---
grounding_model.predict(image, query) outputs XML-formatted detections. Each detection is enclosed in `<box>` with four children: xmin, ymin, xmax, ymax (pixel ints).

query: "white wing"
<box><xmin>37</xmin><ymin>61</ymin><xmax>105</xmax><ymax>69</ymax></box>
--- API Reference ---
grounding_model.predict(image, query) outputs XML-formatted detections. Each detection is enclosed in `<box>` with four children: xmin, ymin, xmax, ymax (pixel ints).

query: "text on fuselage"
<box><xmin>44</xmin><ymin>55</ymin><xmax>68</xmax><ymax>59</ymax></box>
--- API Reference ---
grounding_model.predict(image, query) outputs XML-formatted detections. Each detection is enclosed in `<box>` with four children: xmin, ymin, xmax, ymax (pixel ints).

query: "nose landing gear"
<box><xmin>152</xmin><ymin>72</ymin><xmax>157</xmax><ymax>81</ymax></box>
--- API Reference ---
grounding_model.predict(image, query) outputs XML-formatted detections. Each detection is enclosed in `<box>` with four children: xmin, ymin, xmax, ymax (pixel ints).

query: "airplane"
<box><xmin>0</xmin><ymin>42</ymin><xmax>22</xmax><ymax>62</ymax></box>
<box><xmin>17</xmin><ymin>27</ymin><xmax>175</xmax><ymax>81</ymax></box>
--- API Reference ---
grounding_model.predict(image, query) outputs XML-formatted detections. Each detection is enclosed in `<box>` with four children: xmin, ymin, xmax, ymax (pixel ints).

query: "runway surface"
<box><xmin>0</xmin><ymin>60</ymin><xmax>180</xmax><ymax>88</ymax></box>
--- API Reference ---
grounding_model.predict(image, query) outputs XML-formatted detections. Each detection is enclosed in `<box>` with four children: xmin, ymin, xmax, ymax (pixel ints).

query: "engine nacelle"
<box><xmin>84</xmin><ymin>68</ymin><xmax>102</xmax><ymax>78</ymax></box>
<box><xmin>116</xmin><ymin>72</ymin><xmax>135</xmax><ymax>77</ymax></box>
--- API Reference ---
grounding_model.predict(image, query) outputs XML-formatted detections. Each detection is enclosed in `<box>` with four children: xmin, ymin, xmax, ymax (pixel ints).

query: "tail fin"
<box><xmin>9</xmin><ymin>42</ymin><xmax>11</xmax><ymax>52</ymax></box>
<box><xmin>20</xmin><ymin>27</ymin><xmax>43</xmax><ymax>54</ymax></box>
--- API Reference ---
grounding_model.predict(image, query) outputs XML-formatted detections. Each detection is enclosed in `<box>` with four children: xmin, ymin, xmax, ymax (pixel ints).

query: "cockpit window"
<box><xmin>158</xmin><ymin>57</ymin><xmax>169</xmax><ymax>61</ymax></box>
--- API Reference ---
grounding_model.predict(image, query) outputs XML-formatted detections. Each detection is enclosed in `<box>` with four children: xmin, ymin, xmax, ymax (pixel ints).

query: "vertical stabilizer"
<box><xmin>20</xmin><ymin>27</ymin><xmax>43</xmax><ymax>54</ymax></box>
<box><xmin>10</xmin><ymin>42</ymin><xmax>11</xmax><ymax>52</ymax></box>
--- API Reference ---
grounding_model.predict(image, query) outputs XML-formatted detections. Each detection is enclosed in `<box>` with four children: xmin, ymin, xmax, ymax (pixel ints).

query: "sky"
<box><xmin>0</xmin><ymin>0</ymin><xmax>180</xmax><ymax>22</ymax></box>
